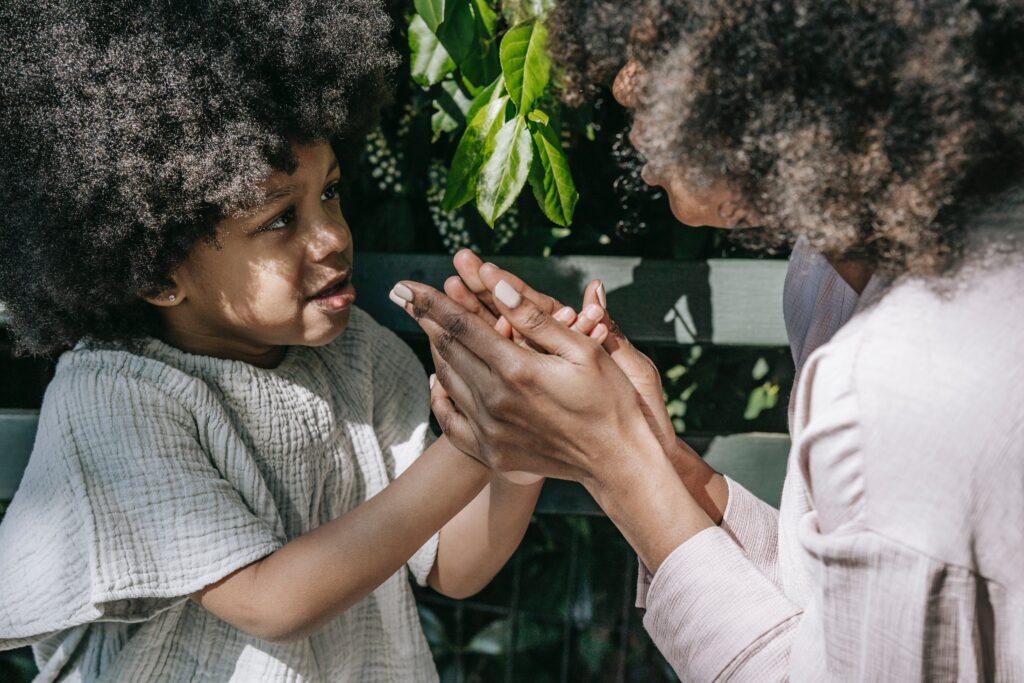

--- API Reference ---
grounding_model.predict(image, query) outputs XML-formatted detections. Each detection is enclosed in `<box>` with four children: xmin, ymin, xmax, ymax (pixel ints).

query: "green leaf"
<box><xmin>435</xmin><ymin>0</ymin><xmax>476</xmax><ymax>64</ymax></box>
<box><xmin>527</xmin><ymin>109</ymin><xmax>549</xmax><ymax>126</ymax></box>
<box><xmin>409</xmin><ymin>15</ymin><xmax>455</xmax><ymax>87</ymax></box>
<box><xmin>527</xmin><ymin>120</ymin><xmax>578</xmax><ymax>226</ymax></box>
<box><xmin>744</xmin><ymin>382</ymin><xmax>778</xmax><ymax>420</ymax></box>
<box><xmin>414</xmin><ymin>0</ymin><xmax>446</xmax><ymax>32</ymax></box>
<box><xmin>417</xmin><ymin>606</ymin><xmax>452</xmax><ymax>653</ymax></box>
<box><xmin>431</xmin><ymin>78</ymin><xmax>472</xmax><ymax>141</ymax></box>
<box><xmin>466</xmin><ymin>619</ymin><xmax>508</xmax><ymax>655</ymax></box>
<box><xmin>442</xmin><ymin>95</ymin><xmax>509</xmax><ymax>210</ymax></box>
<box><xmin>500</xmin><ymin>21</ymin><xmax>551</xmax><ymax>114</ymax></box>
<box><xmin>436</xmin><ymin>1</ymin><xmax>500</xmax><ymax>89</ymax></box>
<box><xmin>465</xmin><ymin>74</ymin><xmax>504</xmax><ymax>124</ymax></box>
<box><xmin>477</xmin><ymin>114</ymin><xmax>533</xmax><ymax>226</ymax></box>
<box><xmin>471</xmin><ymin>0</ymin><xmax>498</xmax><ymax>37</ymax></box>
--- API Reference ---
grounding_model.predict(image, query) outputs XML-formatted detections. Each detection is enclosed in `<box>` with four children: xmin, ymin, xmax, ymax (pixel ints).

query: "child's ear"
<box><xmin>140</xmin><ymin>282</ymin><xmax>185</xmax><ymax>307</ymax></box>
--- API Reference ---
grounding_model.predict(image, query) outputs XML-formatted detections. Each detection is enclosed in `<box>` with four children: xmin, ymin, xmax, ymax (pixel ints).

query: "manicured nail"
<box><xmin>494</xmin><ymin>280</ymin><xmax>522</xmax><ymax>309</ymax></box>
<box><xmin>391</xmin><ymin>283</ymin><xmax>413</xmax><ymax>302</ymax></box>
<box><xmin>582</xmin><ymin>303</ymin><xmax>604</xmax><ymax>321</ymax></box>
<box><xmin>596</xmin><ymin>282</ymin><xmax>607</xmax><ymax>308</ymax></box>
<box><xmin>388</xmin><ymin>290</ymin><xmax>407</xmax><ymax>308</ymax></box>
<box><xmin>429</xmin><ymin>374</ymin><xmax>436</xmax><ymax>389</ymax></box>
<box><xmin>553</xmin><ymin>306</ymin><xmax>575</xmax><ymax>323</ymax></box>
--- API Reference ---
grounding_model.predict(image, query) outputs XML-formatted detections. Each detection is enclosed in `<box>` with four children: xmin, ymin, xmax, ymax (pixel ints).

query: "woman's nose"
<box><xmin>612</xmin><ymin>59</ymin><xmax>643</xmax><ymax>109</ymax></box>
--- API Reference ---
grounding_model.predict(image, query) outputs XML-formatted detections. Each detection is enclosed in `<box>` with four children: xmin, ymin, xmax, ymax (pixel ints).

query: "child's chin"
<box><xmin>305</xmin><ymin>310</ymin><xmax>351</xmax><ymax>346</ymax></box>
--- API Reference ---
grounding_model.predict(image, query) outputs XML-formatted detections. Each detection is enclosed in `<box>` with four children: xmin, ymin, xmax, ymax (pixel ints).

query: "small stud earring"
<box><xmin>168</xmin><ymin>294</ymin><xmax>176</xmax><ymax>303</ymax></box>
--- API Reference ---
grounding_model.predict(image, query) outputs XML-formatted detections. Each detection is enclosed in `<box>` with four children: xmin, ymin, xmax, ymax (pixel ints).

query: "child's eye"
<box><xmin>321</xmin><ymin>181</ymin><xmax>341</xmax><ymax>202</ymax></box>
<box><xmin>259</xmin><ymin>207</ymin><xmax>295</xmax><ymax>233</ymax></box>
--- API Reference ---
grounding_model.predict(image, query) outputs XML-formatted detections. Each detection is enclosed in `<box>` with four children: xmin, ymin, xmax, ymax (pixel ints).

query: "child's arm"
<box><xmin>427</xmin><ymin>472</ymin><xmax>543</xmax><ymax>599</ymax></box>
<box><xmin>191</xmin><ymin>435</ymin><xmax>490</xmax><ymax>643</ymax></box>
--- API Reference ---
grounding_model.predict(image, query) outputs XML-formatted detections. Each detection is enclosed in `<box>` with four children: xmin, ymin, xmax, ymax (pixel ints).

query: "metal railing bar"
<box><xmin>455</xmin><ymin>599</ymin><xmax>465</xmax><ymax>683</ymax></box>
<box><xmin>413</xmin><ymin>590</ymin><xmax>629</xmax><ymax>631</ymax></box>
<box><xmin>505</xmin><ymin>550</ymin><xmax>523</xmax><ymax>683</ymax></box>
<box><xmin>560</xmin><ymin>526</ymin><xmax>581</xmax><ymax>682</ymax></box>
<box><xmin>616</xmin><ymin>546</ymin><xmax>634</xmax><ymax>683</ymax></box>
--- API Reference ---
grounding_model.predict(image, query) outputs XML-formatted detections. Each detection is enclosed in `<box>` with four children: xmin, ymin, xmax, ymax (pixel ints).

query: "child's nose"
<box><xmin>311</xmin><ymin>219</ymin><xmax>351</xmax><ymax>261</ymax></box>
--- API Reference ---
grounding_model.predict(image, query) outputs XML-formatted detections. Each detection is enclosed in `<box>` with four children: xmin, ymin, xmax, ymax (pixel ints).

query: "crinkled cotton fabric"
<box><xmin>0</xmin><ymin>306</ymin><xmax>440</xmax><ymax>682</ymax></box>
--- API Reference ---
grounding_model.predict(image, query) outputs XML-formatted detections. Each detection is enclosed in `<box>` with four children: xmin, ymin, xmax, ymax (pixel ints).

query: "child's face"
<box><xmin>154</xmin><ymin>142</ymin><xmax>356</xmax><ymax>367</ymax></box>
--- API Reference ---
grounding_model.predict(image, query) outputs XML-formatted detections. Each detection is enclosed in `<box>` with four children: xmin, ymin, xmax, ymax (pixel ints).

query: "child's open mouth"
<box><xmin>310</xmin><ymin>269</ymin><xmax>356</xmax><ymax>312</ymax></box>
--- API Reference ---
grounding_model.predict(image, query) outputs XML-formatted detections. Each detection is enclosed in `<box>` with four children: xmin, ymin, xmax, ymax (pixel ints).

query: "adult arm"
<box><xmin>390</xmin><ymin>270</ymin><xmax>982</xmax><ymax>681</ymax></box>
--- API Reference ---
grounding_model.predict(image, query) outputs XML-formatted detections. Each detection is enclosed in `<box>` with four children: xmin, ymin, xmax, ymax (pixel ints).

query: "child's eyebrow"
<box><xmin>263</xmin><ymin>184</ymin><xmax>296</xmax><ymax>204</ymax></box>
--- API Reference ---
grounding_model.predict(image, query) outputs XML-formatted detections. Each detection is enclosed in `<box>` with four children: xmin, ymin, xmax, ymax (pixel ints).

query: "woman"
<box><xmin>391</xmin><ymin>0</ymin><xmax>1023</xmax><ymax>679</ymax></box>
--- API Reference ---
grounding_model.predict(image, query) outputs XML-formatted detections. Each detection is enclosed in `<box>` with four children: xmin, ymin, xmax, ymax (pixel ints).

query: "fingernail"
<box><xmin>553</xmin><ymin>306</ymin><xmax>575</xmax><ymax>323</ymax></box>
<box><xmin>388</xmin><ymin>290</ymin><xmax>407</xmax><ymax>308</ymax></box>
<box><xmin>596</xmin><ymin>282</ymin><xmax>607</xmax><ymax>308</ymax></box>
<box><xmin>391</xmin><ymin>283</ymin><xmax>413</xmax><ymax>302</ymax></box>
<box><xmin>582</xmin><ymin>303</ymin><xmax>604</xmax><ymax>321</ymax></box>
<box><xmin>429</xmin><ymin>374</ymin><xmax>436</xmax><ymax>389</ymax></box>
<box><xmin>494</xmin><ymin>280</ymin><xmax>522</xmax><ymax>309</ymax></box>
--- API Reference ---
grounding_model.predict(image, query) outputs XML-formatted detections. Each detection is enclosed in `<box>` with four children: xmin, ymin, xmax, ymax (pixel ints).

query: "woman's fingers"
<box><xmin>479</xmin><ymin>276</ymin><xmax>596</xmax><ymax>364</ymax></box>
<box><xmin>427</xmin><ymin>342</ymin><xmax>476</xmax><ymax>415</ymax></box>
<box><xmin>453</xmin><ymin>249</ymin><xmax>564</xmax><ymax>318</ymax></box>
<box><xmin>390</xmin><ymin>281</ymin><xmax>521</xmax><ymax>370</ymax></box>
<box><xmin>428</xmin><ymin>374</ymin><xmax>482</xmax><ymax>459</ymax></box>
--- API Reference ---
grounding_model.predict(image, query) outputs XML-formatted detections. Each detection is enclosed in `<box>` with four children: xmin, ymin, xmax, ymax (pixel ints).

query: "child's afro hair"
<box><xmin>0</xmin><ymin>0</ymin><xmax>398</xmax><ymax>356</ymax></box>
<box><xmin>549</xmin><ymin>0</ymin><xmax>1024</xmax><ymax>275</ymax></box>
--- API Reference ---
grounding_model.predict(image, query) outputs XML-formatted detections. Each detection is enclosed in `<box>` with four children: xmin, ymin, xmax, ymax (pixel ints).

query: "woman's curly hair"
<box><xmin>0</xmin><ymin>0</ymin><xmax>398</xmax><ymax>356</ymax></box>
<box><xmin>550</xmin><ymin>0</ymin><xmax>1024</xmax><ymax>274</ymax></box>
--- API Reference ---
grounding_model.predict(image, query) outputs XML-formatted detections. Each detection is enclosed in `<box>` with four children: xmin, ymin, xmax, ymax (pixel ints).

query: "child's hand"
<box><xmin>448</xmin><ymin>252</ymin><xmax>677</xmax><ymax>457</ymax></box>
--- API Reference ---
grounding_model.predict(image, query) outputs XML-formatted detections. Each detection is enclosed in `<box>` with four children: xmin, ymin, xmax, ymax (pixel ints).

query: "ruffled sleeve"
<box><xmin>0</xmin><ymin>366</ymin><xmax>281</xmax><ymax>648</ymax></box>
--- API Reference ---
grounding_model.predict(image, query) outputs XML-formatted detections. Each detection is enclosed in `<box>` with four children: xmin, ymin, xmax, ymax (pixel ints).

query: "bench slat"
<box><xmin>534</xmin><ymin>433</ymin><xmax>790</xmax><ymax>515</ymax></box>
<box><xmin>353</xmin><ymin>253</ymin><xmax>789</xmax><ymax>347</ymax></box>
<box><xmin>0</xmin><ymin>410</ymin><xmax>38</xmax><ymax>500</ymax></box>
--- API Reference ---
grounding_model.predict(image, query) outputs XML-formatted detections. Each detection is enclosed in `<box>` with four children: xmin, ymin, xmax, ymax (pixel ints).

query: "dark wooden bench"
<box><xmin>0</xmin><ymin>252</ymin><xmax>791</xmax><ymax>510</ymax></box>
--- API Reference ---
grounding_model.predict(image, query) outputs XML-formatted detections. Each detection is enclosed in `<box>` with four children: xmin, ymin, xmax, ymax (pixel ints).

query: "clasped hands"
<box><xmin>388</xmin><ymin>250</ymin><xmax>710</xmax><ymax>509</ymax></box>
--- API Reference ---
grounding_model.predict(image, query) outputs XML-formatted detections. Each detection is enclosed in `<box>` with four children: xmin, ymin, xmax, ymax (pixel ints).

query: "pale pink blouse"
<box><xmin>638</xmin><ymin>211</ymin><xmax>1024</xmax><ymax>681</ymax></box>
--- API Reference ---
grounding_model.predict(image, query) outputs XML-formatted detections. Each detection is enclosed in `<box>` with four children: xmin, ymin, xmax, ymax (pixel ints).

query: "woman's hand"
<box><xmin>389</xmin><ymin>273</ymin><xmax>713</xmax><ymax>569</ymax></box>
<box><xmin>450</xmin><ymin>250</ymin><xmax>670</xmax><ymax>448</ymax></box>
<box><xmin>445</xmin><ymin>252</ymin><xmax>727</xmax><ymax>522</ymax></box>
<box><xmin>389</xmin><ymin>276</ymin><xmax>664</xmax><ymax>489</ymax></box>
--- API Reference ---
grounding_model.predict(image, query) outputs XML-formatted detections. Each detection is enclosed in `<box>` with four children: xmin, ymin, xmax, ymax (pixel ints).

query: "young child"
<box><xmin>0</xmin><ymin>1</ymin><xmax>558</xmax><ymax>680</ymax></box>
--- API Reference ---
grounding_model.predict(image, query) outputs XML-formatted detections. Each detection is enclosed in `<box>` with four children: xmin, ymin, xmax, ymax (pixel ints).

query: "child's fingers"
<box><xmin>589</xmin><ymin>323</ymin><xmax>610</xmax><ymax>345</ymax></box>
<box><xmin>494</xmin><ymin>315</ymin><xmax>513</xmax><ymax>339</ymax></box>
<box><xmin>444</xmin><ymin>275</ymin><xmax>499</xmax><ymax>328</ymax></box>
<box><xmin>571</xmin><ymin>303</ymin><xmax>606</xmax><ymax>337</ymax></box>
<box><xmin>581</xmin><ymin>279</ymin><xmax>605</xmax><ymax>310</ymax></box>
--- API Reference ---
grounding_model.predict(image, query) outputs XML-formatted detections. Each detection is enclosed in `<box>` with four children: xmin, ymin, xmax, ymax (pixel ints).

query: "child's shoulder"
<box><xmin>46</xmin><ymin>341</ymin><xmax>211</xmax><ymax>426</ymax></box>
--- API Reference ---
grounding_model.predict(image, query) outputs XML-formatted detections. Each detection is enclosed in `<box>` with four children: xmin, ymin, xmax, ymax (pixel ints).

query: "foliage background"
<box><xmin>0</xmin><ymin>1</ymin><xmax>793</xmax><ymax>680</ymax></box>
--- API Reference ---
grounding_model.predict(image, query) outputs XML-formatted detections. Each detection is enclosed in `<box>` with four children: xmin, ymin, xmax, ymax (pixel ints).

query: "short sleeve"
<box><xmin>370</xmin><ymin>326</ymin><xmax>440</xmax><ymax>586</ymax></box>
<box><xmin>0</xmin><ymin>368</ymin><xmax>281</xmax><ymax>647</ymax></box>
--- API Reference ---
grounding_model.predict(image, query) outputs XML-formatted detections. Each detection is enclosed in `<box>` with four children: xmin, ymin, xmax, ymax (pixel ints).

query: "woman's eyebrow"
<box><xmin>326</xmin><ymin>158</ymin><xmax>339</xmax><ymax>177</ymax></box>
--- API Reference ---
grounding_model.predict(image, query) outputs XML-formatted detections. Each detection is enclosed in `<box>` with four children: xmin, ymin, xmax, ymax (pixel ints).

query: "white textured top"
<box><xmin>0</xmin><ymin>306</ymin><xmax>440</xmax><ymax>682</ymax></box>
<box><xmin>639</xmin><ymin>214</ymin><xmax>1024</xmax><ymax>679</ymax></box>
